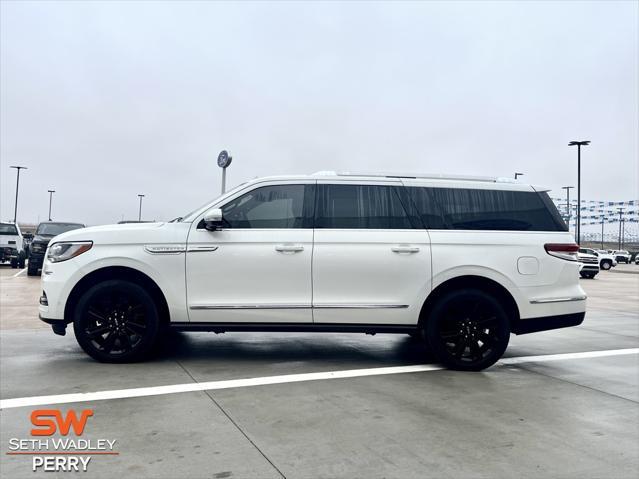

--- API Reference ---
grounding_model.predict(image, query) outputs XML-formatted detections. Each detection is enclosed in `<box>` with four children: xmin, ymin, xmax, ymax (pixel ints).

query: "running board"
<box><xmin>169</xmin><ymin>322</ymin><xmax>418</xmax><ymax>335</ymax></box>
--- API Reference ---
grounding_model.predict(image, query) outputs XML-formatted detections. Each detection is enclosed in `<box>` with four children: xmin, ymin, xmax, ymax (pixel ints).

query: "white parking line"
<box><xmin>0</xmin><ymin>348</ymin><xmax>637</xmax><ymax>410</ymax></box>
<box><xmin>12</xmin><ymin>268</ymin><xmax>26</xmax><ymax>278</ymax></box>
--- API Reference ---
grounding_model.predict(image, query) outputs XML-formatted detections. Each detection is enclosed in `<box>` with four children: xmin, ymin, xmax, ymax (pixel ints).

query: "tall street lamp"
<box><xmin>10</xmin><ymin>166</ymin><xmax>27</xmax><ymax>223</ymax></box>
<box><xmin>561</xmin><ymin>186</ymin><xmax>574</xmax><ymax>230</ymax></box>
<box><xmin>568</xmin><ymin>140</ymin><xmax>590</xmax><ymax>244</ymax></box>
<box><xmin>617</xmin><ymin>208</ymin><xmax>624</xmax><ymax>250</ymax></box>
<box><xmin>48</xmin><ymin>190</ymin><xmax>55</xmax><ymax>221</ymax></box>
<box><xmin>138</xmin><ymin>194</ymin><xmax>145</xmax><ymax>222</ymax></box>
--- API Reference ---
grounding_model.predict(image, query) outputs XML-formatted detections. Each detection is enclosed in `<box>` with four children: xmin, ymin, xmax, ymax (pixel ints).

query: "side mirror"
<box><xmin>203</xmin><ymin>208</ymin><xmax>224</xmax><ymax>231</ymax></box>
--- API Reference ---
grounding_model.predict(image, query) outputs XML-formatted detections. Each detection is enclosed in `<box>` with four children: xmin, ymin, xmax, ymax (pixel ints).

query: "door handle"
<box><xmin>391</xmin><ymin>245</ymin><xmax>420</xmax><ymax>254</ymax></box>
<box><xmin>275</xmin><ymin>244</ymin><xmax>304</xmax><ymax>253</ymax></box>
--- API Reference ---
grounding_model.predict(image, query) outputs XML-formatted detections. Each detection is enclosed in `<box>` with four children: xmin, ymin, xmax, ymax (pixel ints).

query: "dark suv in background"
<box><xmin>27</xmin><ymin>222</ymin><xmax>85</xmax><ymax>276</ymax></box>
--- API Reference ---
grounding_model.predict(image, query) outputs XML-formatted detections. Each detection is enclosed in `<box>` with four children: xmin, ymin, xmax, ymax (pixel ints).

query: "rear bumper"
<box><xmin>512</xmin><ymin>312</ymin><xmax>585</xmax><ymax>335</ymax></box>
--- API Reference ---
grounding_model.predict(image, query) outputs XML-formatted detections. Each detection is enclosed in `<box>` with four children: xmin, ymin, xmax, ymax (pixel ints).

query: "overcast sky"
<box><xmin>1</xmin><ymin>0</ymin><xmax>637</xmax><ymax>226</ymax></box>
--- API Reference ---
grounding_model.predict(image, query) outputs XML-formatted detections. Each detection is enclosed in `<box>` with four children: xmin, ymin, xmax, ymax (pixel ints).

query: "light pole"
<box><xmin>568</xmin><ymin>140</ymin><xmax>590</xmax><ymax>245</ymax></box>
<box><xmin>514</xmin><ymin>172</ymin><xmax>524</xmax><ymax>180</ymax></box>
<box><xmin>617</xmin><ymin>208</ymin><xmax>624</xmax><ymax>250</ymax></box>
<box><xmin>561</xmin><ymin>186</ymin><xmax>574</xmax><ymax>230</ymax></box>
<box><xmin>138</xmin><ymin>194</ymin><xmax>145</xmax><ymax>222</ymax></box>
<box><xmin>47</xmin><ymin>190</ymin><xmax>55</xmax><ymax>221</ymax></box>
<box><xmin>10</xmin><ymin>166</ymin><xmax>27</xmax><ymax>223</ymax></box>
<box><xmin>600</xmin><ymin>216</ymin><xmax>605</xmax><ymax>250</ymax></box>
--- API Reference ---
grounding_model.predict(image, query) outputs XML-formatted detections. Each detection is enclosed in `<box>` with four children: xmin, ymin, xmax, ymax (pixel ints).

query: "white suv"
<box><xmin>39</xmin><ymin>172</ymin><xmax>586</xmax><ymax>371</ymax></box>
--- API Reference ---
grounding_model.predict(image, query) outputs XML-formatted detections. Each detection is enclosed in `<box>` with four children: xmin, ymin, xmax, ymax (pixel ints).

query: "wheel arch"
<box><xmin>64</xmin><ymin>266</ymin><xmax>170</xmax><ymax>325</ymax></box>
<box><xmin>419</xmin><ymin>275</ymin><xmax>521</xmax><ymax>329</ymax></box>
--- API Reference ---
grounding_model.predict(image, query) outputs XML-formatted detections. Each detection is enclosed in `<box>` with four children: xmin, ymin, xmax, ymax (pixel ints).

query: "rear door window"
<box><xmin>315</xmin><ymin>184</ymin><xmax>412</xmax><ymax>229</ymax></box>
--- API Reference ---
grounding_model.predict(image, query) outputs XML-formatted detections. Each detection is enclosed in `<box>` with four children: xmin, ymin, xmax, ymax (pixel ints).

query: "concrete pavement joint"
<box><xmin>175</xmin><ymin>359</ymin><xmax>287</xmax><ymax>479</ymax></box>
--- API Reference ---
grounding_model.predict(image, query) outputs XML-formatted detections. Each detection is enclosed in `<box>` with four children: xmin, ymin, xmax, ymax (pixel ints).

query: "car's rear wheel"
<box><xmin>73</xmin><ymin>280</ymin><xmax>161</xmax><ymax>363</ymax></box>
<box><xmin>10</xmin><ymin>258</ymin><xmax>17</xmax><ymax>268</ymax></box>
<box><xmin>425</xmin><ymin>289</ymin><xmax>510</xmax><ymax>371</ymax></box>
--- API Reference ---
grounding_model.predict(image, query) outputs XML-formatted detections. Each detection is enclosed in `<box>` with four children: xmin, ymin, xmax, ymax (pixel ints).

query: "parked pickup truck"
<box><xmin>577</xmin><ymin>250</ymin><xmax>600</xmax><ymax>279</ymax></box>
<box><xmin>579</xmin><ymin>248</ymin><xmax>617</xmax><ymax>271</ymax></box>
<box><xmin>611</xmin><ymin>250</ymin><xmax>631</xmax><ymax>264</ymax></box>
<box><xmin>0</xmin><ymin>222</ymin><xmax>26</xmax><ymax>268</ymax></box>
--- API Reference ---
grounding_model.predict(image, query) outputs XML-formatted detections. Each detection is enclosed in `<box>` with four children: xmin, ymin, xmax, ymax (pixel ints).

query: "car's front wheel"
<box><xmin>425</xmin><ymin>289</ymin><xmax>510</xmax><ymax>371</ymax></box>
<box><xmin>600</xmin><ymin>260</ymin><xmax>612</xmax><ymax>270</ymax></box>
<box><xmin>73</xmin><ymin>280</ymin><xmax>161</xmax><ymax>363</ymax></box>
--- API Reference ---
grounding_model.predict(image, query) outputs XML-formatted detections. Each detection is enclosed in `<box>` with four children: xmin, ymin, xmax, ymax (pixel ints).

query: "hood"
<box><xmin>50</xmin><ymin>221</ymin><xmax>188</xmax><ymax>246</ymax></box>
<box><xmin>32</xmin><ymin>234</ymin><xmax>55</xmax><ymax>244</ymax></box>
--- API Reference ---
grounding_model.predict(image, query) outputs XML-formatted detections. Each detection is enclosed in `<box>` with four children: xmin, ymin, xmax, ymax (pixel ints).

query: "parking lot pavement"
<box><xmin>1</xmin><ymin>265</ymin><xmax>638</xmax><ymax>478</ymax></box>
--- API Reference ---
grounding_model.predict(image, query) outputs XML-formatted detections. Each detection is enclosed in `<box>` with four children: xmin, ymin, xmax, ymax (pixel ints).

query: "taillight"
<box><xmin>545</xmin><ymin>243</ymin><xmax>579</xmax><ymax>262</ymax></box>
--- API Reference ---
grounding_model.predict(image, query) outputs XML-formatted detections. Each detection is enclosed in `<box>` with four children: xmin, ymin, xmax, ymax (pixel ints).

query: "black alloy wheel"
<box><xmin>426</xmin><ymin>289</ymin><xmax>510</xmax><ymax>371</ymax></box>
<box><xmin>73</xmin><ymin>280</ymin><xmax>161</xmax><ymax>362</ymax></box>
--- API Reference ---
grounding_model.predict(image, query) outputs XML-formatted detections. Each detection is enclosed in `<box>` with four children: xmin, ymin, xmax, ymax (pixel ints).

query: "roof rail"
<box><xmin>311</xmin><ymin>171</ymin><xmax>514</xmax><ymax>183</ymax></box>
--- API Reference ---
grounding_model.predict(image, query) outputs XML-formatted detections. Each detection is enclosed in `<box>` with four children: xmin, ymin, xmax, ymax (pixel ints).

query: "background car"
<box><xmin>579</xmin><ymin>248</ymin><xmax>617</xmax><ymax>270</ymax></box>
<box><xmin>27</xmin><ymin>222</ymin><xmax>85</xmax><ymax>276</ymax></box>
<box><xmin>0</xmin><ymin>222</ymin><xmax>26</xmax><ymax>268</ymax></box>
<box><xmin>577</xmin><ymin>250</ymin><xmax>600</xmax><ymax>279</ymax></box>
<box><xmin>612</xmin><ymin>250</ymin><xmax>631</xmax><ymax>263</ymax></box>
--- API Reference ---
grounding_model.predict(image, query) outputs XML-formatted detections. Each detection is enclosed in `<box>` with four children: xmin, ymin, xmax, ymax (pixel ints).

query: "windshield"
<box><xmin>36</xmin><ymin>223</ymin><xmax>84</xmax><ymax>236</ymax></box>
<box><xmin>180</xmin><ymin>182</ymin><xmax>248</xmax><ymax>222</ymax></box>
<box><xmin>0</xmin><ymin>224</ymin><xmax>18</xmax><ymax>235</ymax></box>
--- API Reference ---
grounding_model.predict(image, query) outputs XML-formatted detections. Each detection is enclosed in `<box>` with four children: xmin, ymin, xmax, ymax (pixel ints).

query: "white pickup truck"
<box><xmin>611</xmin><ymin>250</ymin><xmax>631</xmax><ymax>264</ymax></box>
<box><xmin>579</xmin><ymin>248</ymin><xmax>617</xmax><ymax>271</ymax></box>
<box><xmin>0</xmin><ymin>222</ymin><xmax>26</xmax><ymax>268</ymax></box>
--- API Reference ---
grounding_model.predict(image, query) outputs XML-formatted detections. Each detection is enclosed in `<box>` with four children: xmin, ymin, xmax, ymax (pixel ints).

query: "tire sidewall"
<box><xmin>425</xmin><ymin>289</ymin><xmax>510</xmax><ymax>371</ymax></box>
<box><xmin>601</xmin><ymin>261</ymin><xmax>611</xmax><ymax>270</ymax></box>
<box><xmin>73</xmin><ymin>280</ymin><xmax>160</xmax><ymax>363</ymax></box>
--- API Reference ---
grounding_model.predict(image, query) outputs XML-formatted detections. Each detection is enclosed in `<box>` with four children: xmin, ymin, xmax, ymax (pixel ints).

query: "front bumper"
<box><xmin>39</xmin><ymin>314</ymin><xmax>70</xmax><ymax>336</ymax></box>
<box><xmin>1</xmin><ymin>247</ymin><xmax>19</xmax><ymax>261</ymax></box>
<box><xmin>28</xmin><ymin>251</ymin><xmax>45</xmax><ymax>268</ymax></box>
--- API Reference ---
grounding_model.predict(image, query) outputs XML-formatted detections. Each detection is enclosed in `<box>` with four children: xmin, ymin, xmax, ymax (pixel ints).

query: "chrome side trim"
<box><xmin>190</xmin><ymin>304</ymin><xmax>311</xmax><ymax>310</ymax></box>
<box><xmin>144</xmin><ymin>244</ymin><xmax>186</xmax><ymax>254</ymax></box>
<box><xmin>530</xmin><ymin>296</ymin><xmax>587</xmax><ymax>304</ymax></box>
<box><xmin>187</xmin><ymin>245</ymin><xmax>219</xmax><ymax>253</ymax></box>
<box><xmin>189</xmin><ymin>303</ymin><xmax>409</xmax><ymax>311</ymax></box>
<box><xmin>313</xmin><ymin>304</ymin><xmax>409</xmax><ymax>309</ymax></box>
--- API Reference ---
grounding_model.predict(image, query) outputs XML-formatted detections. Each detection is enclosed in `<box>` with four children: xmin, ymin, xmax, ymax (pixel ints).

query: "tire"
<box><xmin>73</xmin><ymin>280</ymin><xmax>161</xmax><ymax>363</ymax></box>
<box><xmin>27</xmin><ymin>264</ymin><xmax>39</xmax><ymax>276</ymax></box>
<box><xmin>580</xmin><ymin>273</ymin><xmax>594</xmax><ymax>279</ymax></box>
<box><xmin>10</xmin><ymin>258</ymin><xmax>17</xmax><ymax>268</ymax></box>
<box><xmin>18</xmin><ymin>253</ymin><xmax>25</xmax><ymax>269</ymax></box>
<box><xmin>600</xmin><ymin>260</ymin><xmax>612</xmax><ymax>271</ymax></box>
<box><xmin>425</xmin><ymin>289</ymin><xmax>510</xmax><ymax>371</ymax></box>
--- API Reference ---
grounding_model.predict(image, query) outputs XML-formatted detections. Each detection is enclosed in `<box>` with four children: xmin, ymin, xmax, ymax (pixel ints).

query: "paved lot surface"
<box><xmin>0</xmin><ymin>262</ymin><xmax>638</xmax><ymax>478</ymax></box>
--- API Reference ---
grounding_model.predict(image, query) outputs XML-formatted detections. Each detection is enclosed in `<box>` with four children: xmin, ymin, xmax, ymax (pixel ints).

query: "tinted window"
<box><xmin>0</xmin><ymin>224</ymin><xmax>18</xmax><ymax>235</ymax></box>
<box><xmin>315</xmin><ymin>184</ymin><xmax>412</xmax><ymax>229</ymax></box>
<box><xmin>408</xmin><ymin>187</ymin><xmax>567</xmax><ymax>231</ymax></box>
<box><xmin>405</xmin><ymin>188</ymin><xmax>446</xmax><ymax>229</ymax></box>
<box><xmin>36</xmin><ymin>223</ymin><xmax>84</xmax><ymax>236</ymax></box>
<box><xmin>221</xmin><ymin>185</ymin><xmax>312</xmax><ymax>228</ymax></box>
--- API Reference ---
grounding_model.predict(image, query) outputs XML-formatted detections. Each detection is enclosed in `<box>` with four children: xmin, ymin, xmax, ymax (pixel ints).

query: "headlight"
<box><xmin>47</xmin><ymin>241</ymin><xmax>93</xmax><ymax>263</ymax></box>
